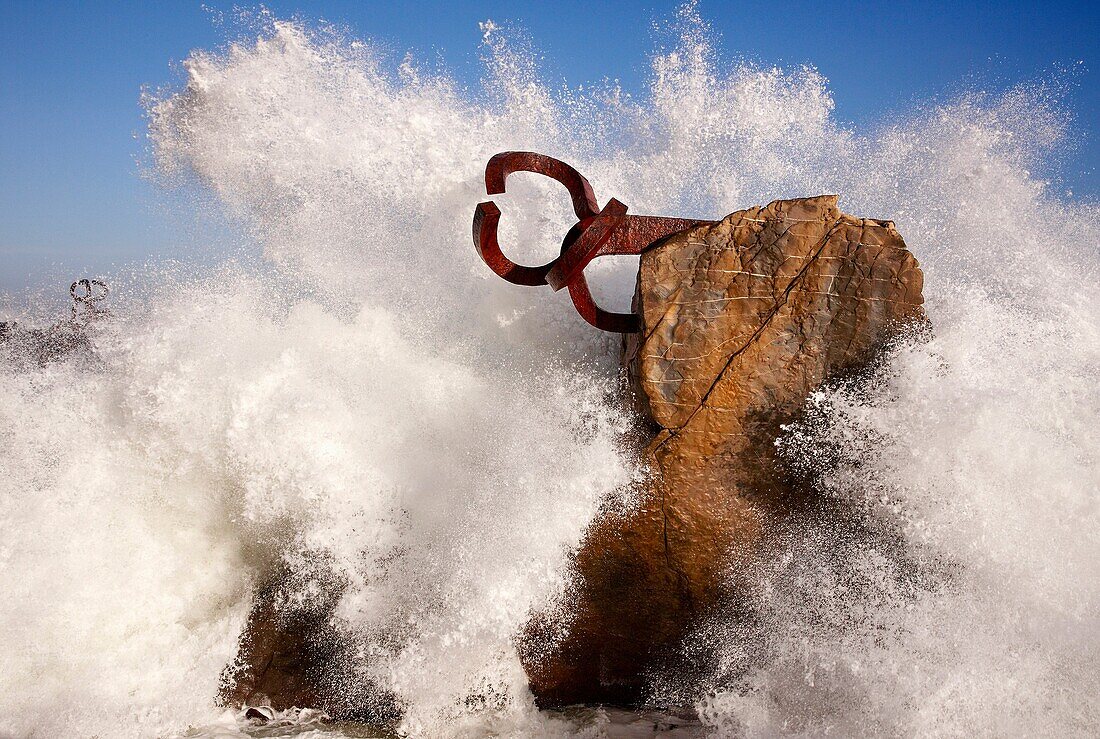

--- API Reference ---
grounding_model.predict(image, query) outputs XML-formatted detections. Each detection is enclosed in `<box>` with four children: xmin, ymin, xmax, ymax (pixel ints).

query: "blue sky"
<box><xmin>1</xmin><ymin>0</ymin><xmax>1097</xmax><ymax>291</ymax></box>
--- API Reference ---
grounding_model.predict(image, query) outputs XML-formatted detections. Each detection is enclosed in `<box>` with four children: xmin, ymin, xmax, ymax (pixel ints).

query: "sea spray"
<box><xmin>0</xmin><ymin>266</ymin><xmax>634</xmax><ymax>738</ymax></box>
<box><xmin>1</xmin><ymin>5</ymin><xmax>1097</xmax><ymax>737</ymax></box>
<box><xmin>651</xmin><ymin>61</ymin><xmax>1100</xmax><ymax>739</ymax></box>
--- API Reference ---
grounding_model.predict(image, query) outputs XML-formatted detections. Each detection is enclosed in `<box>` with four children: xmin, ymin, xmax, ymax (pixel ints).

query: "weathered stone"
<box><xmin>524</xmin><ymin>194</ymin><xmax>924</xmax><ymax>706</ymax></box>
<box><xmin>0</xmin><ymin>321</ymin><xmax>97</xmax><ymax>367</ymax></box>
<box><xmin>220</xmin><ymin>574</ymin><xmax>398</xmax><ymax>722</ymax></box>
<box><xmin>220</xmin><ymin>576</ymin><xmax>343</xmax><ymax>714</ymax></box>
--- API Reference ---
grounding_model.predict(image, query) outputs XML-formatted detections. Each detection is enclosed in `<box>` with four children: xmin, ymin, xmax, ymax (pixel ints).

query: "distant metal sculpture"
<box><xmin>473</xmin><ymin>152</ymin><xmax>716</xmax><ymax>332</ymax></box>
<box><xmin>70</xmin><ymin>278</ymin><xmax>110</xmax><ymax>321</ymax></box>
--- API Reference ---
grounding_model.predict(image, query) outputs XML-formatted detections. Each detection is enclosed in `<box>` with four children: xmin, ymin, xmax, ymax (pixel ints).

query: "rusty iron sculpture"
<box><xmin>70</xmin><ymin>278</ymin><xmax>110</xmax><ymax>321</ymax></box>
<box><xmin>473</xmin><ymin>152</ymin><xmax>716</xmax><ymax>332</ymax></box>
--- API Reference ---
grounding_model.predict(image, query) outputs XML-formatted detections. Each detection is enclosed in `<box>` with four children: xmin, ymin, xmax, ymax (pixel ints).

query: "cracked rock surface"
<box><xmin>525</xmin><ymin>194</ymin><xmax>925</xmax><ymax>706</ymax></box>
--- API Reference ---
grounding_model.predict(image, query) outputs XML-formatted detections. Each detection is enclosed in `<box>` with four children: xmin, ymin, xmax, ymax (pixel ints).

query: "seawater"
<box><xmin>1</xmin><ymin>6</ymin><xmax>1098</xmax><ymax>738</ymax></box>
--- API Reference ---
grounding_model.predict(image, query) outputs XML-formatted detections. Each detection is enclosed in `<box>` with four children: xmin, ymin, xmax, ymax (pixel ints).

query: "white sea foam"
<box><xmin>1</xmin><ymin>5</ymin><xmax>1097</xmax><ymax>738</ymax></box>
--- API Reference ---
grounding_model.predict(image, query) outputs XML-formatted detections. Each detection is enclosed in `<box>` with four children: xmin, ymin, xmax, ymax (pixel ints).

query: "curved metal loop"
<box><xmin>565</xmin><ymin>274</ymin><xmax>640</xmax><ymax>334</ymax></box>
<box><xmin>70</xmin><ymin>278</ymin><xmax>108</xmax><ymax>303</ymax></box>
<box><xmin>473</xmin><ymin>151</ymin><xmax>604</xmax><ymax>286</ymax></box>
<box><xmin>473</xmin><ymin>201</ymin><xmax>555</xmax><ymax>286</ymax></box>
<box><xmin>546</xmin><ymin>199</ymin><xmax>628</xmax><ymax>291</ymax></box>
<box><xmin>484</xmin><ymin>151</ymin><xmax>599</xmax><ymax>220</ymax></box>
<box><xmin>549</xmin><ymin>215</ymin><xmax>641</xmax><ymax>332</ymax></box>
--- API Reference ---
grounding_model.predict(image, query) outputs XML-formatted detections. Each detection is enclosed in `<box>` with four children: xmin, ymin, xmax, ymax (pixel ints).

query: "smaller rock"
<box><xmin>244</xmin><ymin>705</ymin><xmax>275</xmax><ymax>723</ymax></box>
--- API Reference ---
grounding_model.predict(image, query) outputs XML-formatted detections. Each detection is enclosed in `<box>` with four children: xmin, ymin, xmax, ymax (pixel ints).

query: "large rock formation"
<box><xmin>1</xmin><ymin>281</ymin><xmax>109</xmax><ymax>367</ymax></box>
<box><xmin>0</xmin><ymin>321</ymin><xmax>95</xmax><ymax>366</ymax></box>
<box><xmin>221</xmin><ymin>194</ymin><xmax>924</xmax><ymax>715</ymax></box>
<box><xmin>523</xmin><ymin>194</ymin><xmax>924</xmax><ymax>705</ymax></box>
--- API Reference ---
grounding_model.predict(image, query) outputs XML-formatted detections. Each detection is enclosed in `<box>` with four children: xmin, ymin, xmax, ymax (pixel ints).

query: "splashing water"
<box><xmin>1</xmin><ymin>6</ymin><xmax>1098</xmax><ymax>738</ymax></box>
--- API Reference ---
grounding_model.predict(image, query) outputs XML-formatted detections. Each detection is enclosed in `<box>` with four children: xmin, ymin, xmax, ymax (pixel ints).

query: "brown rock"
<box><xmin>219</xmin><ymin>576</ymin><xmax>342</xmax><ymax>713</ymax></box>
<box><xmin>523</xmin><ymin>194</ymin><xmax>924</xmax><ymax>706</ymax></box>
<box><xmin>219</xmin><ymin>573</ymin><xmax>398</xmax><ymax>722</ymax></box>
